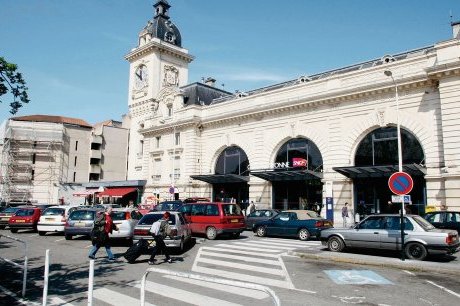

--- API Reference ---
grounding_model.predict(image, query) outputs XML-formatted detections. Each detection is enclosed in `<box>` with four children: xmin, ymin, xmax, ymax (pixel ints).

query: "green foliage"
<box><xmin>0</xmin><ymin>57</ymin><xmax>30</xmax><ymax>115</ymax></box>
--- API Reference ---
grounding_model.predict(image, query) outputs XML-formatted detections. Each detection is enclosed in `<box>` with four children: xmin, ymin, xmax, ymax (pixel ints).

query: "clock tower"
<box><xmin>125</xmin><ymin>0</ymin><xmax>194</xmax><ymax>180</ymax></box>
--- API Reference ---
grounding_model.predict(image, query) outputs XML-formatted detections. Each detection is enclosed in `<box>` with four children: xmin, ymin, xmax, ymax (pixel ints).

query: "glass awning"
<box><xmin>333</xmin><ymin>164</ymin><xmax>426</xmax><ymax>179</ymax></box>
<box><xmin>250</xmin><ymin>169</ymin><xmax>323</xmax><ymax>182</ymax></box>
<box><xmin>190</xmin><ymin>174</ymin><xmax>249</xmax><ymax>184</ymax></box>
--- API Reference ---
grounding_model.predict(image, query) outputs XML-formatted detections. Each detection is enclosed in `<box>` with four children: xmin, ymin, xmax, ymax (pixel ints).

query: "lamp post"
<box><xmin>384</xmin><ymin>70</ymin><xmax>406</xmax><ymax>261</ymax></box>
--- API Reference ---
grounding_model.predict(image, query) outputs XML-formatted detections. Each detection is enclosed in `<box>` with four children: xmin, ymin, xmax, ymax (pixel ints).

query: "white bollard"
<box><xmin>88</xmin><ymin>259</ymin><xmax>94</xmax><ymax>306</ymax></box>
<box><xmin>22</xmin><ymin>256</ymin><xmax>28</xmax><ymax>297</ymax></box>
<box><xmin>42</xmin><ymin>249</ymin><xmax>50</xmax><ymax>306</ymax></box>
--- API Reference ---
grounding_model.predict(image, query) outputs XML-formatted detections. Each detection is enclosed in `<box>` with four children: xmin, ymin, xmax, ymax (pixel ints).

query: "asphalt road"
<box><xmin>1</xmin><ymin>228</ymin><xmax>460</xmax><ymax>305</ymax></box>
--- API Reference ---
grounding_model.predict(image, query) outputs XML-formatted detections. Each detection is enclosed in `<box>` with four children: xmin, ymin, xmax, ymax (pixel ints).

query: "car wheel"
<box><xmin>327</xmin><ymin>236</ymin><xmax>345</xmax><ymax>252</ymax></box>
<box><xmin>231</xmin><ymin>232</ymin><xmax>241</xmax><ymax>239</ymax></box>
<box><xmin>256</xmin><ymin>226</ymin><xmax>267</xmax><ymax>237</ymax></box>
<box><xmin>10</xmin><ymin>229</ymin><xmax>18</xmax><ymax>233</ymax></box>
<box><xmin>206</xmin><ymin>227</ymin><xmax>217</xmax><ymax>240</ymax></box>
<box><xmin>38</xmin><ymin>231</ymin><xmax>46</xmax><ymax>236</ymax></box>
<box><xmin>405</xmin><ymin>242</ymin><xmax>427</xmax><ymax>260</ymax></box>
<box><xmin>65</xmin><ymin>234</ymin><xmax>72</xmax><ymax>240</ymax></box>
<box><xmin>0</xmin><ymin>225</ymin><xmax>5</xmax><ymax>230</ymax></box>
<box><xmin>298</xmin><ymin>228</ymin><xmax>311</xmax><ymax>241</ymax></box>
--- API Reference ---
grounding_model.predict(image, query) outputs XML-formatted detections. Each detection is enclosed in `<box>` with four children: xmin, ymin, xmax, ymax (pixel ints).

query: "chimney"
<box><xmin>204</xmin><ymin>77</ymin><xmax>216</xmax><ymax>87</ymax></box>
<box><xmin>452</xmin><ymin>21</ymin><xmax>460</xmax><ymax>39</ymax></box>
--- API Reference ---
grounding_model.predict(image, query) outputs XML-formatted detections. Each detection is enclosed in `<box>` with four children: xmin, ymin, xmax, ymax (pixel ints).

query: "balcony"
<box><xmin>90</xmin><ymin>164</ymin><xmax>101</xmax><ymax>173</ymax></box>
<box><xmin>91</xmin><ymin>150</ymin><xmax>102</xmax><ymax>159</ymax></box>
<box><xmin>92</xmin><ymin>135</ymin><xmax>103</xmax><ymax>144</ymax></box>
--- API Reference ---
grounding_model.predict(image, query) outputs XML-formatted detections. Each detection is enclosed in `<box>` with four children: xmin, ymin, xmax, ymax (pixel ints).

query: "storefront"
<box><xmin>334</xmin><ymin>127</ymin><xmax>426</xmax><ymax>217</ymax></box>
<box><xmin>251</xmin><ymin>138</ymin><xmax>323</xmax><ymax>211</ymax></box>
<box><xmin>191</xmin><ymin>146</ymin><xmax>249</xmax><ymax>204</ymax></box>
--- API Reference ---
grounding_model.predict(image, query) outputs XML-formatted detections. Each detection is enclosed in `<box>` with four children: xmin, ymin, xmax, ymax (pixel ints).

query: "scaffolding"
<box><xmin>0</xmin><ymin>120</ymin><xmax>69</xmax><ymax>204</ymax></box>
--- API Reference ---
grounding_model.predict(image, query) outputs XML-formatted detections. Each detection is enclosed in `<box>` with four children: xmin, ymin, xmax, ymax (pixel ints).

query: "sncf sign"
<box><xmin>292</xmin><ymin>158</ymin><xmax>307</xmax><ymax>168</ymax></box>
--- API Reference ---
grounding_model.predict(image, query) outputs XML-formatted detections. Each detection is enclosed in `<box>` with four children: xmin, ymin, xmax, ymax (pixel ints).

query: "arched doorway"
<box><xmin>335</xmin><ymin>127</ymin><xmax>426</xmax><ymax>217</ymax></box>
<box><xmin>252</xmin><ymin>137</ymin><xmax>323</xmax><ymax>211</ymax></box>
<box><xmin>213</xmin><ymin>146</ymin><xmax>249</xmax><ymax>203</ymax></box>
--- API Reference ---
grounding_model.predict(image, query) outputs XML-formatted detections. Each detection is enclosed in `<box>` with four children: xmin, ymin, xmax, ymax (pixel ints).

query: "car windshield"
<box><xmin>155</xmin><ymin>202</ymin><xmax>181</xmax><ymax>211</ymax></box>
<box><xmin>2</xmin><ymin>207</ymin><xmax>20</xmax><ymax>214</ymax></box>
<box><xmin>111</xmin><ymin>212</ymin><xmax>127</xmax><ymax>221</ymax></box>
<box><xmin>16</xmin><ymin>209</ymin><xmax>34</xmax><ymax>216</ymax></box>
<box><xmin>412</xmin><ymin>215</ymin><xmax>436</xmax><ymax>230</ymax></box>
<box><xmin>222</xmin><ymin>204</ymin><xmax>241</xmax><ymax>216</ymax></box>
<box><xmin>69</xmin><ymin>210</ymin><xmax>95</xmax><ymax>221</ymax></box>
<box><xmin>42</xmin><ymin>208</ymin><xmax>65</xmax><ymax>216</ymax></box>
<box><xmin>138</xmin><ymin>214</ymin><xmax>176</xmax><ymax>225</ymax></box>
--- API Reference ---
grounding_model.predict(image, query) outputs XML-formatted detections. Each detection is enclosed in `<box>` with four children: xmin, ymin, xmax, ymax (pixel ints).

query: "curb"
<box><xmin>288</xmin><ymin>250</ymin><xmax>460</xmax><ymax>276</ymax></box>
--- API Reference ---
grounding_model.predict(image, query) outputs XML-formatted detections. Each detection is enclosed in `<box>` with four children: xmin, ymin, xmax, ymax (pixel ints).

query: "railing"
<box><xmin>0</xmin><ymin>234</ymin><xmax>28</xmax><ymax>297</ymax></box>
<box><xmin>140</xmin><ymin>267</ymin><xmax>281</xmax><ymax>306</ymax></box>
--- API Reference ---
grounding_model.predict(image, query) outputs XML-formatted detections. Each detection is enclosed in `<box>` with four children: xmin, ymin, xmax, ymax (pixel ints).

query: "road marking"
<box><xmin>402</xmin><ymin>270</ymin><xmax>416</xmax><ymax>276</ymax></box>
<box><xmin>164</xmin><ymin>275</ymin><xmax>269</xmax><ymax>299</ymax></box>
<box><xmin>133</xmin><ymin>280</ymin><xmax>242</xmax><ymax>306</ymax></box>
<box><xmin>93</xmin><ymin>288</ymin><xmax>156</xmax><ymax>306</ymax></box>
<box><xmin>216</xmin><ymin>243</ymin><xmax>282</xmax><ymax>252</ymax></box>
<box><xmin>48</xmin><ymin>296</ymin><xmax>75</xmax><ymax>306</ymax></box>
<box><xmin>0</xmin><ymin>284</ymin><xmax>41</xmax><ymax>306</ymax></box>
<box><xmin>231</xmin><ymin>241</ymin><xmax>297</xmax><ymax>250</ymax></box>
<box><xmin>249</xmin><ymin>240</ymin><xmax>319</xmax><ymax>248</ymax></box>
<box><xmin>426</xmin><ymin>280</ymin><xmax>460</xmax><ymax>298</ymax></box>
<box><xmin>201</xmin><ymin>246</ymin><xmax>279</xmax><ymax>258</ymax></box>
<box><xmin>85</xmin><ymin>245</ymin><xmax>93</xmax><ymax>248</ymax></box>
<box><xmin>29</xmin><ymin>234</ymin><xmax>39</xmax><ymax>237</ymax></box>
<box><xmin>197</xmin><ymin>257</ymin><xmax>283</xmax><ymax>276</ymax></box>
<box><xmin>200</xmin><ymin>250</ymin><xmax>282</xmax><ymax>265</ymax></box>
<box><xmin>54</xmin><ymin>238</ymin><xmax>65</xmax><ymax>242</ymax></box>
<box><xmin>325</xmin><ymin>270</ymin><xmax>393</xmax><ymax>285</ymax></box>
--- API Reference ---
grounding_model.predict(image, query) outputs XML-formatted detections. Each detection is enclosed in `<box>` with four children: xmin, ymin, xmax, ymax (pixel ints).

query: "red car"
<box><xmin>9</xmin><ymin>207</ymin><xmax>42</xmax><ymax>233</ymax></box>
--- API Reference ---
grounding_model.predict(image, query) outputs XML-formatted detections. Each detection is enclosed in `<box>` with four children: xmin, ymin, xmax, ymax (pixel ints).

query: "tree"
<box><xmin>0</xmin><ymin>57</ymin><xmax>30</xmax><ymax>115</ymax></box>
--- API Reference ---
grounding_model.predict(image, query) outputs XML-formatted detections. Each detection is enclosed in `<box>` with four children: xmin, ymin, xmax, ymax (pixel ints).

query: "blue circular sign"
<box><xmin>388</xmin><ymin>172</ymin><xmax>414</xmax><ymax>195</ymax></box>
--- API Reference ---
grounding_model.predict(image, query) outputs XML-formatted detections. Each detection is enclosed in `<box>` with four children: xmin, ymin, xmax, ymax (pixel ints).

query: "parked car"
<box><xmin>37</xmin><ymin>205</ymin><xmax>79</xmax><ymax>235</ymax></box>
<box><xmin>64</xmin><ymin>208</ymin><xmax>103</xmax><ymax>240</ymax></box>
<box><xmin>138</xmin><ymin>203</ymin><xmax>156</xmax><ymax>215</ymax></box>
<box><xmin>245</xmin><ymin>209</ymin><xmax>280</xmax><ymax>230</ymax></box>
<box><xmin>178</xmin><ymin>202</ymin><xmax>245</xmax><ymax>239</ymax></box>
<box><xmin>109</xmin><ymin>208</ymin><xmax>143</xmax><ymax>241</ymax></box>
<box><xmin>253</xmin><ymin>210</ymin><xmax>332</xmax><ymax>241</ymax></box>
<box><xmin>154</xmin><ymin>200</ymin><xmax>183</xmax><ymax>212</ymax></box>
<box><xmin>424</xmin><ymin>211</ymin><xmax>460</xmax><ymax>233</ymax></box>
<box><xmin>0</xmin><ymin>207</ymin><xmax>23</xmax><ymax>229</ymax></box>
<box><xmin>183</xmin><ymin>197</ymin><xmax>210</xmax><ymax>204</ymax></box>
<box><xmin>133</xmin><ymin>211</ymin><xmax>192</xmax><ymax>252</ymax></box>
<box><xmin>320</xmin><ymin>214</ymin><xmax>460</xmax><ymax>260</ymax></box>
<box><xmin>9</xmin><ymin>207</ymin><xmax>42</xmax><ymax>233</ymax></box>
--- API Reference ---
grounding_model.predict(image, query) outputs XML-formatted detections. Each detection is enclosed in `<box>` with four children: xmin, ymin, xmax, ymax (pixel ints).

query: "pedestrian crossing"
<box><xmin>192</xmin><ymin>237</ymin><xmax>320</xmax><ymax>290</ymax></box>
<box><xmin>90</xmin><ymin>237</ymin><xmax>320</xmax><ymax>305</ymax></box>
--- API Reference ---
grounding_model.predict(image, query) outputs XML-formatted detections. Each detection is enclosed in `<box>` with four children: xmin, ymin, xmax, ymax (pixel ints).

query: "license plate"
<box><xmin>75</xmin><ymin>222</ymin><xmax>86</xmax><ymax>227</ymax></box>
<box><xmin>231</xmin><ymin>219</ymin><xmax>238</xmax><ymax>223</ymax></box>
<box><xmin>46</xmin><ymin>218</ymin><xmax>54</xmax><ymax>221</ymax></box>
<box><xmin>16</xmin><ymin>220</ymin><xmax>25</xmax><ymax>223</ymax></box>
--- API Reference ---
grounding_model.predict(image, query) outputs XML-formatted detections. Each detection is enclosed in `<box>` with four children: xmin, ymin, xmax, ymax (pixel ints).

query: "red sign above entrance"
<box><xmin>292</xmin><ymin>158</ymin><xmax>308</xmax><ymax>168</ymax></box>
<box><xmin>388</xmin><ymin>172</ymin><xmax>414</xmax><ymax>195</ymax></box>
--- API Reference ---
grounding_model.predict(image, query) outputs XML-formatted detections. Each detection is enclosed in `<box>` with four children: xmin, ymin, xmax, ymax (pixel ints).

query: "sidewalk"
<box><xmin>288</xmin><ymin>244</ymin><xmax>460</xmax><ymax>276</ymax></box>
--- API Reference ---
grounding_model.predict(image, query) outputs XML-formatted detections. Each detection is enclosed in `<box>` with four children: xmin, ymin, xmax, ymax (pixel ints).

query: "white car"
<box><xmin>37</xmin><ymin>205</ymin><xmax>79</xmax><ymax>235</ymax></box>
<box><xmin>109</xmin><ymin>208</ymin><xmax>143</xmax><ymax>241</ymax></box>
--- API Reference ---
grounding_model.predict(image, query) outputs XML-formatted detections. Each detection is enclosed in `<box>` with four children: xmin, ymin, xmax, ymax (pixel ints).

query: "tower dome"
<box><xmin>140</xmin><ymin>0</ymin><xmax>182</xmax><ymax>47</ymax></box>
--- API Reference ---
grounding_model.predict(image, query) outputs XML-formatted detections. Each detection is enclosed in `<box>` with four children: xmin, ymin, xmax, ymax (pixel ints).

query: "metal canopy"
<box><xmin>190</xmin><ymin>174</ymin><xmax>249</xmax><ymax>184</ymax></box>
<box><xmin>250</xmin><ymin>169</ymin><xmax>323</xmax><ymax>182</ymax></box>
<box><xmin>333</xmin><ymin>164</ymin><xmax>426</xmax><ymax>179</ymax></box>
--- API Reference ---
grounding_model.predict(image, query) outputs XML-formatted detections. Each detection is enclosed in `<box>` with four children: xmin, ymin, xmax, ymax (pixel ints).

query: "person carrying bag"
<box><xmin>89</xmin><ymin>208</ymin><xmax>117</xmax><ymax>261</ymax></box>
<box><xmin>148</xmin><ymin>212</ymin><xmax>172</xmax><ymax>265</ymax></box>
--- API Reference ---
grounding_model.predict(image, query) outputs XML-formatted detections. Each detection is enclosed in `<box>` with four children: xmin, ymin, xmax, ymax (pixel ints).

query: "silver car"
<box><xmin>133</xmin><ymin>211</ymin><xmax>192</xmax><ymax>252</ymax></box>
<box><xmin>320</xmin><ymin>214</ymin><xmax>460</xmax><ymax>260</ymax></box>
<box><xmin>109</xmin><ymin>208</ymin><xmax>143</xmax><ymax>241</ymax></box>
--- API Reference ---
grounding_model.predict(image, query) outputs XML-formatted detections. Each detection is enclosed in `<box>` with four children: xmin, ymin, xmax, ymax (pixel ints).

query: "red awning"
<box><xmin>73</xmin><ymin>190</ymin><xmax>98</xmax><ymax>197</ymax></box>
<box><xmin>97</xmin><ymin>187</ymin><xmax>137</xmax><ymax>198</ymax></box>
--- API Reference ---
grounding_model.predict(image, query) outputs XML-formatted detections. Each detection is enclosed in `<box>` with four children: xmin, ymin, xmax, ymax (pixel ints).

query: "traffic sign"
<box><xmin>388</xmin><ymin>172</ymin><xmax>413</xmax><ymax>195</ymax></box>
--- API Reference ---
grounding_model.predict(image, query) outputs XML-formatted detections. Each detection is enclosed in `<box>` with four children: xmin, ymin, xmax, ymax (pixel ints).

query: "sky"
<box><xmin>1</xmin><ymin>0</ymin><xmax>460</xmax><ymax>125</ymax></box>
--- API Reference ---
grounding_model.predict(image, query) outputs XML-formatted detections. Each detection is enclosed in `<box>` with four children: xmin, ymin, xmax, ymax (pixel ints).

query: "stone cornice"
<box><xmin>140</xmin><ymin>117</ymin><xmax>200</xmax><ymax>136</ymax></box>
<box><xmin>125</xmin><ymin>40</ymin><xmax>194</xmax><ymax>63</ymax></box>
<box><xmin>202</xmin><ymin>74</ymin><xmax>434</xmax><ymax>129</ymax></box>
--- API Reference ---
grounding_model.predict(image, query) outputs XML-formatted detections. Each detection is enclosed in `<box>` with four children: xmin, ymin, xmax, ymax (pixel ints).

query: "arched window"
<box><xmin>355</xmin><ymin>127</ymin><xmax>424</xmax><ymax>166</ymax></box>
<box><xmin>275</xmin><ymin>138</ymin><xmax>323</xmax><ymax>171</ymax></box>
<box><xmin>215</xmin><ymin>146</ymin><xmax>249</xmax><ymax>176</ymax></box>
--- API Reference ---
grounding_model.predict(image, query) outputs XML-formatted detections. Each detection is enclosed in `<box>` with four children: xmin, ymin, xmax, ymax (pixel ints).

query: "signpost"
<box><xmin>388</xmin><ymin>171</ymin><xmax>414</xmax><ymax>261</ymax></box>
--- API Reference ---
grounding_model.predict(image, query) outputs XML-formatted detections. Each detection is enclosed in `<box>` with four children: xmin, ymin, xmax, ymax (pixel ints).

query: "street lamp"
<box><xmin>385</xmin><ymin>69</ymin><xmax>406</xmax><ymax>261</ymax></box>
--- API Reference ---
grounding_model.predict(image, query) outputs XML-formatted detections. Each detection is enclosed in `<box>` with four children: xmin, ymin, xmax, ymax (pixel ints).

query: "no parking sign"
<box><xmin>388</xmin><ymin>172</ymin><xmax>413</xmax><ymax>195</ymax></box>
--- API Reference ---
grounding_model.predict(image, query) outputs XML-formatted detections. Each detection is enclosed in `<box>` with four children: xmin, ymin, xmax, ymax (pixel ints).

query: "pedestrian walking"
<box><xmin>148</xmin><ymin>211</ymin><xmax>172</xmax><ymax>265</ymax></box>
<box><xmin>89</xmin><ymin>208</ymin><xmax>117</xmax><ymax>260</ymax></box>
<box><xmin>247</xmin><ymin>201</ymin><xmax>256</xmax><ymax>215</ymax></box>
<box><xmin>342</xmin><ymin>202</ymin><xmax>349</xmax><ymax>228</ymax></box>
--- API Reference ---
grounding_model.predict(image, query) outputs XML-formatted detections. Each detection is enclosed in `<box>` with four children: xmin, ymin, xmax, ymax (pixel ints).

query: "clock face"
<box><xmin>134</xmin><ymin>65</ymin><xmax>148</xmax><ymax>89</ymax></box>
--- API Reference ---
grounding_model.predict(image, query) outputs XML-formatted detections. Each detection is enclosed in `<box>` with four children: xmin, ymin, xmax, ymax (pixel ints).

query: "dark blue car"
<box><xmin>252</xmin><ymin>210</ymin><xmax>332</xmax><ymax>241</ymax></box>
